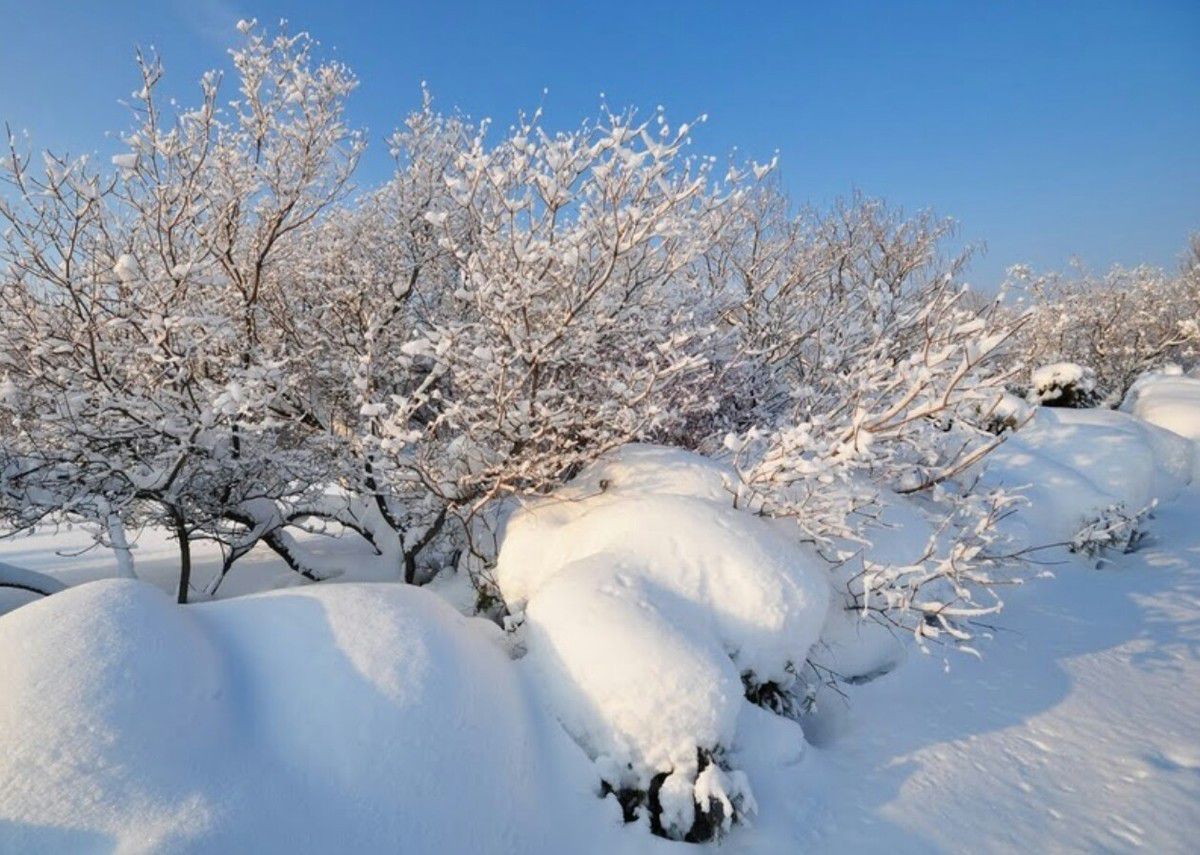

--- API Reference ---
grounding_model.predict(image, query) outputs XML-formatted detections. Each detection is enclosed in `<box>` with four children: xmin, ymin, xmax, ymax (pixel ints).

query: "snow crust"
<box><xmin>495</xmin><ymin>445</ymin><xmax>829</xmax><ymax>836</ymax></box>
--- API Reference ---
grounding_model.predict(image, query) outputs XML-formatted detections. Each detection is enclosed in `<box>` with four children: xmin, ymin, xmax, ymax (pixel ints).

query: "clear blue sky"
<box><xmin>1</xmin><ymin>0</ymin><xmax>1197</xmax><ymax>288</ymax></box>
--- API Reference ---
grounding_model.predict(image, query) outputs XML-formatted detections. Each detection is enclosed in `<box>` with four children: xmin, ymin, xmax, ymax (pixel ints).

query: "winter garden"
<box><xmin>2</xmin><ymin>21</ymin><xmax>1200</xmax><ymax>853</ymax></box>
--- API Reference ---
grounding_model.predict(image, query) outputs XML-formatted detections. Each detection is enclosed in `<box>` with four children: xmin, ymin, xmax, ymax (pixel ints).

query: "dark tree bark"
<box><xmin>172</xmin><ymin>508</ymin><xmax>192</xmax><ymax>604</ymax></box>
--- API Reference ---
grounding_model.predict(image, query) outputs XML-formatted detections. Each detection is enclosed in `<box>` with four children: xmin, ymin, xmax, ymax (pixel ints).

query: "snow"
<box><xmin>1031</xmin><ymin>361</ymin><xmax>1089</xmax><ymax>390</ymax></box>
<box><xmin>112</xmin><ymin>253</ymin><xmax>139</xmax><ymax>283</ymax></box>
<box><xmin>744</xmin><ymin>486</ymin><xmax>1200</xmax><ymax>853</ymax></box>
<box><xmin>982</xmin><ymin>405</ymin><xmax>1195</xmax><ymax>547</ymax></box>
<box><xmin>0</xmin><ymin>504</ymin><xmax>415</xmax><ymax>617</ymax></box>
<box><xmin>111</xmin><ymin>152</ymin><xmax>138</xmax><ymax>171</ymax></box>
<box><xmin>0</xmin><ymin>580</ymin><xmax>651</xmax><ymax>853</ymax></box>
<box><xmin>4</xmin><ymin>428</ymin><xmax>1200</xmax><ymax>850</ymax></box>
<box><xmin>1030</xmin><ymin>361</ymin><xmax>1097</xmax><ymax>404</ymax></box>
<box><xmin>495</xmin><ymin>445</ymin><xmax>829</xmax><ymax>836</ymax></box>
<box><xmin>1121</xmin><ymin>368</ymin><xmax>1200</xmax><ymax>445</ymax></box>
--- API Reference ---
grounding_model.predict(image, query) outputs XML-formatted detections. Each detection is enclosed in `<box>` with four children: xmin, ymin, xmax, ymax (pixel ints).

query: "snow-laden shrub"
<box><xmin>702</xmin><ymin>192</ymin><xmax>1029</xmax><ymax>652</ymax></box>
<box><xmin>1010</xmin><ymin>248</ymin><xmax>1200</xmax><ymax>404</ymax></box>
<box><xmin>1029</xmin><ymin>362</ymin><xmax>1102</xmax><ymax>408</ymax></box>
<box><xmin>981</xmin><ymin>406</ymin><xmax>1195</xmax><ymax>551</ymax></box>
<box><xmin>494</xmin><ymin>446</ymin><xmax>828</xmax><ymax>841</ymax></box>
<box><xmin>319</xmin><ymin>94</ymin><xmax>735</xmax><ymax>577</ymax></box>
<box><xmin>1120</xmin><ymin>367</ymin><xmax>1200</xmax><ymax>445</ymax></box>
<box><xmin>971</xmin><ymin>390</ymin><xmax>1033</xmax><ymax>435</ymax></box>
<box><xmin>1070</xmin><ymin>502</ymin><xmax>1153</xmax><ymax>560</ymax></box>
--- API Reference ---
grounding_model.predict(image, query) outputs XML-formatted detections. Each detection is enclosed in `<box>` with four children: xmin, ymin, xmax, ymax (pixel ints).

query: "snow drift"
<box><xmin>983</xmin><ymin>405</ymin><xmax>1196</xmax><ymax>547</ymax></box>
<box><xmin>0</xmin><ymin>580</ymin><xmax>644</xmax><ymax>854</ymax></box>
<box><xmin>1121</xmin><ymin>368</ymin><xmax>1200</xmax><ymax>447</ymax></box>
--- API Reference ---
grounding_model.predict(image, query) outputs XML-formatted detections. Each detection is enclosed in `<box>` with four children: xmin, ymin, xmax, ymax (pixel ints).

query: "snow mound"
<box><xmin>0</xmin><ymin>579</ymin><xmax>636</xmax><ymax>853</ymax></box>
<box><xmin>1121</xmin><ymin>369</ymin><xmax>1200</xmax><ymax>447</ymax></box>
<box><xmin>495</xmin><ymin>445</ymin><xmax>829</xmax><ymax>838</ymax></box>
<box><xmin>983</xmin><ymin>406</ymin><xmax>1195</xmax><ymax>546</ymax></box>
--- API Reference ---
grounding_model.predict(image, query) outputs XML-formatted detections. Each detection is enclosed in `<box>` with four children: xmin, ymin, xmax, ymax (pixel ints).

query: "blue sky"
<box><xmin>1</xmin><ymin>0</ymin><xmax>1197</xmax><ymax>288</ymax></box>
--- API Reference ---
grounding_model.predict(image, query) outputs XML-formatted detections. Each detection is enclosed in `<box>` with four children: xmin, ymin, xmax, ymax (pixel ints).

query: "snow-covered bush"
<box><xmin>1121</xmin><ymin>367</ymin><xmax>1200</xmax><ymax>445</ymax></box>
<box><xmin>1029</xmin><ymin>362</ymin><xmax>1102</xmax><ymax>408</ymax></box>
<box><xmin>343</xmin><ymin>99</ymin><xmax>737</xmax><ymax>584</ymax></box>
<box><xmin>1011</xmin><ymin>247</ymin><xmax>1200</xmax><ymax>404</ymax></box>
<box><xmin>1069</xmin><ymin>502</ymin><xmax>1152</xmax><ymax>560</ymax></box>
<box><xmin>981</xmin><ymin>405</ymin><xmax>1195</xmax><ymax>550</ymax></box>
<box><xmin>702</xmin><ymin>192</ymin><xmax>1029</xmax><ymax>651</ymax></box>
<box><xmin>494</xmin><ymin>445</ymin><xmax>828</xmax><ymax>840</ymax></box>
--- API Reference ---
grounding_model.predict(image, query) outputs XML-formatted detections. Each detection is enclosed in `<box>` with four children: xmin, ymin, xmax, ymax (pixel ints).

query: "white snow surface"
<box><xmin>982</xmin><ymin>405</ymin><xmax>1196</xmax><ymax>547</ymax></box>
<box><xmin>0</xmin><ymin>580</ymin><xmax>655</xmax><ymax>853</ymax></box>
<box><xmin>495</xmin><ymin>445</ymin><xmax>829</xmax><ymax>836</ymax></box>
<box><xmin>1121</xmin><ymin>369</ymin><xmax>1200</xmax><ymax>446</ymax></box>
<box><xmin>736</xmin><ymin>484</ymin><xmax>1200</xmax><ymax>852</ymax></box>
<box><xmin>4</xmin><ymin>425</ymin><xmax>1200</xmax><ymax>851</ymax></box>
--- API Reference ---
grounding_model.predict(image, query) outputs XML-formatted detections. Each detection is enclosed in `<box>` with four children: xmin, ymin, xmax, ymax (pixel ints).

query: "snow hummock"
<box><xmin>983</xmin><ymin>405</ymin><xmax>1195</xmax><ymax>547</ymax></box>
<box><xmin>1121</xmin><ymin>368</ymin><xmax>1200</xmax><ymax>445</ymax></box>
<box><xmin>0</xmin><ymin>580</ymin><xmax>644</xmax><ymax>853</ymax></box>
<box><xmin>495</xmin><ymin>445</ymin><xmax>829</xmax><ymax>837</ymax></box>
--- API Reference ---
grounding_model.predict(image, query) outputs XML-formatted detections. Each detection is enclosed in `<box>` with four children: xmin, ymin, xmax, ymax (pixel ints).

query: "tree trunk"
<box><xmin>107</xmin><ymin>513</ymin><xmax>137</xmax><ymax>578</ymax></box>
<box><xmin>404</xmin><ymin>506</ymin><xmax>449</xmax><ymax>585</ymax></box>
<box><xmin>172</xmin><ymin>510</ymin><xmax>191</xmax><ymax>604</ymax></box>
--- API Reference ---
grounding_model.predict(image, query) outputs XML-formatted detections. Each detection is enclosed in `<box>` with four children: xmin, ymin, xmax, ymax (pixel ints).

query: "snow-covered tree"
<box><xmin>0</xmin><ymin>20</ymin><xmax>363</xmax><ymax>601</ymax></box>
<box><xmin>1</xmin><ymin>22</ymin><xmax>1037</xmax><ymax>647</ymax></box>
<box><xmin>290</xmin><ymin>100</ymin><xmax>739</xmax><ymax>594</ymax></box>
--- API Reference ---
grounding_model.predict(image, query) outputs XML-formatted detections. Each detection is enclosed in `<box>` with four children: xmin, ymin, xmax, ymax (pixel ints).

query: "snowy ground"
<box><xmin>3</xmin><ymin>373</ymin><xmax>1200</xmax><ymax>853</ymax></box>
<box><xmin>747</xmin><ymin>486</ymin><xmax>1200</xmax><ymax>853</ymax></box>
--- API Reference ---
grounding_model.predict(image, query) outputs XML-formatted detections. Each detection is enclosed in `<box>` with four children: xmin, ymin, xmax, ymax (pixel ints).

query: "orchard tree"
<box><xmin>0</xmin><ymin>20</ymin><xmax>363</xmax><ymax>601</ymax></box>
<box><xmin>339</xmin><ymin>103</ymin><xmax>738</xmax><ymax>591</ymax></box>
